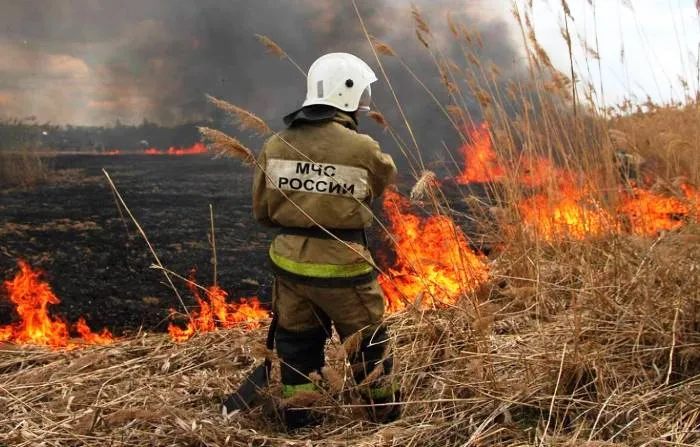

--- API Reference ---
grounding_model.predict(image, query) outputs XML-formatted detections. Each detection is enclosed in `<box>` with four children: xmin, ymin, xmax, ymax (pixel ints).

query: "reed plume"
<box><xmin>410</xmin><ymin>170</ymin><xmax>437</xmax><ymax>201</ymax></box>
<box><xmin>371</xmin><ymin>36</ymin><xmax>396</xmax><ymax>57</ymax></box>
<box><xmin>368</xmin><ymin>111</ymin><xmax>389</xmax><ymax>129</ymax></box>
<box><xmin>198</xmin><ymin>127</ymin><xmax>255</xmax><ymax>165</ymax></box>
<box><xmin>206</xmin><ymin>95</ymin><xmax>272</xmax><ymax>136</ymax></box>
<box><xmin>254</xmin><ymin>34</ymin><xmax>286</xmax><ymax>58</ymax></box>
<box><xmin>254</xmin><ymin>34</ymin><xmax>306</xmax><ymax>77</ymax></box>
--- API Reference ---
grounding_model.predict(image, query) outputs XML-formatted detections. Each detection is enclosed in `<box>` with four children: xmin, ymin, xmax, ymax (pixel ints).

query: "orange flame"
<box><xmin>680</xmin><ymin>182</ymin><xmax>700</xmax><ymax>220</ymax></box>
<box><xmin>0</xmin><ymin>326</ymin><xmax>12</xmax><ymax>342</ymax></box>
<box><xmin>378</xmin><ymin>190</ymin><xmax>489</xmax><ymax>312</ymax></box>
<box><xmin>454</xmin><ymin>123</ymin><xmax>560</xmax><ymax>188</ymax></box>
<box><xmin>518</xmin><ymin>182</ymin><xmax>699</xmax><ymax>240</ymax></box>
<box><xmin>517</xmin><ymin>156</ymin><xmax>560</xmax><ymax>188</ymax></box>
<box><xmin>455</xmin><ymin>123</ymin><xmax>504</xmax><ymax>184</ymax></box>
<box><xmin>619</xmin><ymin>187</ymin><xmax>692</xmax><ymax>236</ymax></box>
<box><xmin>0</xmin><ymin>260</ymin><xmax>114</xmax><ymax>348</ymax></box>
<box><xmin>168</xmin><ymin>273</ymin><xmax>269</xmax><ymax>342</ymax></box>
<box><xmin>144</xmin><ymin>142</ymin><xmax>208</xmax><ymax>156</ymax></box>
<box><xmin>518</xmin><ymin>178</ymin><xmax>615</xmax><ymax>241</ymax></box>
<box><xmin>454</xmin><ymin>122</ymin><xmax>699</xmax><ymax>240</ymax></box>
<box><xmin>74</xmin><ymin>317</ymin><xmax>115</xmax><ymax>345</ymax></box>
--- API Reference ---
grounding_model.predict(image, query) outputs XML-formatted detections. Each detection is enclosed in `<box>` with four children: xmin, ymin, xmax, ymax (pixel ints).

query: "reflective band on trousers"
<box><xmin>369</xmin><ymin>383</ymin><xmax>401</xmax><ymax>400</ymax></box>
<box><xmin>269</xmin><ymin>247</ymin><xmax>374</xmax><ymax>279</ymax></box>
<box><xmin>283</xmin><ymin>383</ymin><xmax>318</xmax><ymax>398</ymax></box>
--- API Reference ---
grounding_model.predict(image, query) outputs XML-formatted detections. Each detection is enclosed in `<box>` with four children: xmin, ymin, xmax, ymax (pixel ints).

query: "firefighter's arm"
<box><xmin>364</xmin><ymin>137</ymin><xmax>397</xmax><ymax>198</ymax></box>
<box><xmin>252</xmin><ymin>145</ymin><xmax>275</xmax><ymax>226</ymax></box>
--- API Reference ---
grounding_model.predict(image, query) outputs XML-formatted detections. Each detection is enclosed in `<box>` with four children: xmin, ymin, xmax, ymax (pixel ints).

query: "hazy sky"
<box><xmin>520</xmin><ymin>0</ymin><xmax>699</xmax><ymax>106</ymax></box>
<box><xmin>0</xmin><ymin>0</ymin><xmax>520</xmax><ymax>127</ymax></box>
<box><xmin>0</xmin><ymin>0</ymin><xmax>697</xmax><ymax>126</ymax></box>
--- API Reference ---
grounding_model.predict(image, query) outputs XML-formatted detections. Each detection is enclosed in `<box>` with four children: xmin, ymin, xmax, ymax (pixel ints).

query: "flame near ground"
<box><xmin>167</xmin><ymin>272</ymin><xmax>268</xmax><ymax>342</ymax></box>
<box><xmin>0</xmin><ymin>261</ymin><xmax>270</xmax><ymax>347</ymax></box>
<box><xmin>455</xmin><ymin>123</ymin><xmax>700</xmax><ymax>240</ymax></box>
<box><xmin>143</xmin><ymin>142</ymin><xmax>208</xmax><ymax>156</ymax></box>
<box><xmin>3</xmin><ymin>125</ymin><xmax>699</xmax><ymax>349</ymax></box>
<box><xmin>93</xmin><ymin>142</ymin><xmax>209</xmax><ymax>156</ymax></box>
<box><xmin>0</xmin><ymin>260</ymin><xmax>114</xmax><ymax>348</ymax></box>
<box><xmin>378</xmin><ymin>190</ymin><xmax>489</xmax><ymax>312</ymax></box>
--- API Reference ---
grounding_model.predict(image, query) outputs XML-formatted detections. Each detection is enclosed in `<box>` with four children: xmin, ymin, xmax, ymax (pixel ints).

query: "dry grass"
<box><xmin>609</xmin><ymin>104</ymin><xmax>700</xmax><ymax>183</ymax></box>
<box><xmin>1</xmin><ymin>2</ymin><xmax>699</xmax><ymax>446</ymax></box>
<box><xmin>198</xmin><ymin>126</ymin><xmax>256</xmax><ymax>164</ymax></box>
<box><xmin>1</xmin><ymin>227</ymin><xmax>698</xmax><ymax>446</ymax></box>
<box><xmin>0</xmin><ymin>150</ymin><xmax>52</xmax><ymax>188</ymax></box>
<box><xmin>205</xmin><ymin>95</ymin><xmax>272</xmax><ymax>137</ymax></box>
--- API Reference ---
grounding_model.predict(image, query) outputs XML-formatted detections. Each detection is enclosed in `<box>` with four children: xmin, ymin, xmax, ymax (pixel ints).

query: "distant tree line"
<box><xmin>0</xmin><ymin>118</ymin><xmax>211</xmax><ymax>152</ymax></box>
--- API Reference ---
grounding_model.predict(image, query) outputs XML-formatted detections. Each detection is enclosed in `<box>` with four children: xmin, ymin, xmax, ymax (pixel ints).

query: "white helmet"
<box><xmin>302</xmin><ymin>53</ymin><xmax>377</xmax><ymax>112</ymax></box>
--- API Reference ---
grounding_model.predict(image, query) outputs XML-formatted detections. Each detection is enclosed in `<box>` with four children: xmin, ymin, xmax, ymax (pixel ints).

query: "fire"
<box><xmin>518</xmin><ymin>178</ymin><xmax>615</xmax><ymax>241</ymax></box>
<box><xmin>378</xmin><ymin>190</ymin><xmax>489</xmax><ymax>312</ymax></box>
<box><xmin>144</xmin><ymin>142</ymin><xmax>208</xmax><ymax>156</ymax></box>
<box><xmin>167</xmin><ymin>273</ymin><xmax>269</xmax><ymax>342</ymax></box>
<box><xmin>0</xmin><ymin>326</ymin><xmax>13</xmax><ymax>342</ymax></box>
<box><xmin>680</xmin><ymin>182</ymin><xmax>700</xmax><ymax>219</ymax></box>
<box><xmin>104</xmin><ymin>149</ymin><xmax>121</xmax><ymax>156</ymax></box>
<box><xmin>619</xmin><ymin>187</ymin><xmax>692</xmax><ymax>236</ymax></box>
<box><xmin>454</xmin><ymin>123</ymin><xmax>560</xmax><ymax>189</ymax></box>
<box><xmin>454</xmin><ymin>122</ymin><xmax>699</xmax><ymax>240</ymax></box>
<box><xmin>455</xmin><ymin>123</ymin><xmax>504</xmax><ymax>184</ymax></box>
<box><xmin>75</xmin><ymin>317</ymin><xmax>115</xmax><ymax>345</ymax></box>
<box><xmin>515</xmin><ymin>181</ymin><xmax>698</xmax><ymax>240</ymax></box>
<box><xmin>0</xmin><ymin>260</ymin><xmax>114</xmax><ymax>348</ymax></box>
<box><xmin>453</xmin><ymin>128</ymin><xmax>615</xmax><ymax>240</ymax></box>
<box><xmin>517</xmin><ymin>156</ymin><xmax>560</xmax><ymax>188</ymax></box>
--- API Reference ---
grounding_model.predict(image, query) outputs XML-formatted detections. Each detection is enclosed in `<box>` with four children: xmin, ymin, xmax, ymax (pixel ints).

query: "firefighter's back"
<box><xmin>253</xmin><ymin>111</ymin><xmax>395</xmax><ymax>275</ymax></box>
<box><xmin>254</xmin><ymin>112</ymin><xmax>390</xmax><ymax>230</ymax></box>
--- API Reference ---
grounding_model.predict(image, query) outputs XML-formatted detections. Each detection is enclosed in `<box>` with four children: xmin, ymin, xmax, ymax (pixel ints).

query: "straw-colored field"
<box><xmin>2</xmin><ymin>2</ymin><xmax>699</xmax><ymax>446</ymax></box>
<box><xmin>2</xmin><ymin>222</ymin><xmax>698</xmax><ymax>445</ymax></box>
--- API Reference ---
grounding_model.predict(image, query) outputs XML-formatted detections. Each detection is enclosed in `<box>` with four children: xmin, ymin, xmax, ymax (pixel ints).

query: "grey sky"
<box><xmin>0</xmin><ymin>0</ymin><xmax>519</xmax><ymax>126</ymax></box>
<box><xmin>0</xmin><ymin>1</ymin><xmax>696</xmax><ymax>127</ymax></box>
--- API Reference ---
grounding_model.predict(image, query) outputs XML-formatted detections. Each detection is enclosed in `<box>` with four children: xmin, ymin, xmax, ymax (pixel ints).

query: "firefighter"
<box><xmin>252</xmin><ymin>53</ymin><xmax>399</xmax><ymax>430</ymax></box>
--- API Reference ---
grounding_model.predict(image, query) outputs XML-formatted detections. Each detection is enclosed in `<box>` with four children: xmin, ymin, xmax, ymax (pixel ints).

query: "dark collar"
<box><xmin>283</xmin><ymin>105</ymin><xmax>358</xmax><ymax>131</ymax></box>
<box><xmin>331</xmin><ymin>111</ymin><xmax>358</xmax><ymax>131</ymax></box>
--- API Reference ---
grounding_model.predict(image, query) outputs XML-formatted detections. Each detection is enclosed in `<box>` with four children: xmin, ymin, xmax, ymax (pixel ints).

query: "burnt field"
<box><xmin>0</xmin><ymin>153</ymin><xmax>493</xmax><ymax>336</ymax></box>
<box><xmin>0</xmin><ymin>155</ymin><xmax>279</xmax><ymax>335</ymax></box>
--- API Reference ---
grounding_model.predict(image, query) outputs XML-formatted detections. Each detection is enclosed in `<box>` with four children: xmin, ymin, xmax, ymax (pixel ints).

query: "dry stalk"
<box><xmin>209</xmin><ymin>204</ymin><xmax>217</xmax><ymax>286</ymax></box>
<box><xmin>102</xmin><ymin>170</ymin><xmax>190</xmax><ymax>321</ymax></box>
<box><xmin>254</xmin><ymin>34</ymin><xmax>306</xmax><ymax>76</ymax></box>
<box><xmin>198</xmin><ymin>126</ymin><xmax>255</xmax><ymax>164</ymax></box>
<box><xmin>410</xmin><ymin>170</ymin><xmax>437</xmax><ymax>201</ymax></box>
<box><xmin>205</xmin><ymin>95</ymin><xmax>272</xmax><ymax>136</ymax></box>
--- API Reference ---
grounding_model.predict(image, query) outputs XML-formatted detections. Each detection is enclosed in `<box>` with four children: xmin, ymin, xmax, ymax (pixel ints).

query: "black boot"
<box><xmin>282</xmin><ymin>406</ymin><xmax>323</xmax><ymax>431</ymax></box>
<box><xmin>366</xmin><ymin>390</ymin><xmax>402</xmax><ymax>424</ymax></box>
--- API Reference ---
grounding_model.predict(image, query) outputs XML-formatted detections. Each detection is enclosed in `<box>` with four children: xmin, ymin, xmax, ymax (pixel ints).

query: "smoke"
<box><xmin>0</xmin><ymin>0</ymin><xmax>523</xmax><ymax>157</ymax></box>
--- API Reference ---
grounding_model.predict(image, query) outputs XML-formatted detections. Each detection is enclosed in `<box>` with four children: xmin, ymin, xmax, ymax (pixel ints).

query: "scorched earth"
<box><xmin>0</xmin><ymin>154</ymin><xmax>276</xmax><ymax>336</ymax></box>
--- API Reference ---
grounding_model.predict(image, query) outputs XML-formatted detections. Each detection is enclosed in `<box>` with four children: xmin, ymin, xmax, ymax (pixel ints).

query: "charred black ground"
<box><xmin>0</xmin><ymin>155</ymin><xmax>274</xmax><ymax>335</ymax></box>
<box><xmin>0</xmin><ymin>155</ymin><xmax>493</xmax><ymax>336</ymax></box>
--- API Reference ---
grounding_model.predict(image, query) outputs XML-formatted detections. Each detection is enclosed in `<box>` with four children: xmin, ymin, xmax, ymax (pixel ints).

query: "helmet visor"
<box><xmin>358</xmin><ymin>85</ymin><xmax>372</xmax><ymax>112</ymax></box>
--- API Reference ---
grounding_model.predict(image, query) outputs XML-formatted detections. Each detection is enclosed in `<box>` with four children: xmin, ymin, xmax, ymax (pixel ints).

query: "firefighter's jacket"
<box><xmin>253</xmin><ymin>111</ymin><xmax>397</xmax><ymax>285</ymax></box>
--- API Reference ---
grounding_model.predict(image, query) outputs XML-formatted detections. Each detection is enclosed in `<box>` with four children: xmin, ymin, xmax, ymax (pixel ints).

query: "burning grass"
<box><xmin>0</xmin><ymin>260</ymin><xmax>114</xmax><ymax>348</ymax></box>
<box><xmin>143</xmin><ymin>142</ymin><xmax>208</xmax><ymax>155</ymax></box>
<box><xmin>378</xmin><ymin>189</ymin><xmax>489</xmax><ymax>312</ymax></box>
<box><xmin>167</xmin><ymin>271</ymin><xmax>268</xmax><ymax>342</ymax></box>
<box><xmin>1</xmin><ymin>226</ymin><xmax>698</xmax><ymax>445</ymax></box>
<box><xmin>2</xmin><ymin>2</ymin><xmax>699</xmax><ymax>445</ymax></box>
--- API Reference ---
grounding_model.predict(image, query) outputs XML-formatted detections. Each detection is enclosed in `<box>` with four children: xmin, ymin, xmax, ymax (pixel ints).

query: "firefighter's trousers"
<box><xmin>272</xmin><ymin>276</ymin><xmax>395</xmax><ymax>399</ymax></box>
